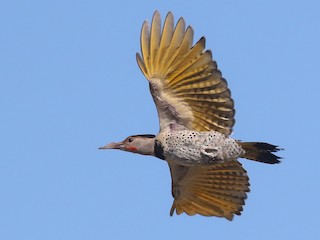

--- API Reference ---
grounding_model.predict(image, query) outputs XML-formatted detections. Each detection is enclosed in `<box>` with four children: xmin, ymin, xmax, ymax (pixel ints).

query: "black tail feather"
<box><xmin>238</xmin><ymin>142</ymin><xmax>282</xmax><ymax>164</ymax></box>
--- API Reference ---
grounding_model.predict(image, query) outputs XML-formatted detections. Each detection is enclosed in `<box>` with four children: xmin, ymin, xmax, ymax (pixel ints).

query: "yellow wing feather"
<box><xmin>168</xmin><ymin>161</ymin><xmax>250</xmax><ymax>220</ymax></box>
<box><xmin>136</xmin><ymin>11</ymin><xmax>235</xmax><ymax>135</ymax></box>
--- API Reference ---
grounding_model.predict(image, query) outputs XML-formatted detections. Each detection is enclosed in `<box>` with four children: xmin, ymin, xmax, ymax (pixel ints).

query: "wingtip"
<box><xmin>152</xmin><ymin>11</ymin><xmax>161</xmax><ymax>27</ymax></box>
<box><xmin>176</xmin><ymin>15</ymin><xmax>186</xmax><ymax>29</ymax></box>
<box><xmin>153</xmin><ymin>10</ymin><xmax>160</xmax><ymax>18</ymax></box>
<box><xmin>170</xmin><ymin>202</ymin><xmax>176</xmax><ymax>216</ymax></box>
<box><xmin>225</xmin><ymin>214</ymin><xmax>234</xmax><ymax>221</ymax></box>
<box><xmin>198</xmin><ymin>36</ymin><xmax>206</xmax><ymax>47</ymax></box>
<box><xmin>164</xmin><ymin>12</ymin><xmax>174</xmax><ymax>28</ymax></box>
<box><xmin>166</xmin><ymin>11</ymin><xmax>173</xmax><ymax>18</ymax></box>
<box><xmin>141</xmin><ymin>19</ymin><xmax>150</xmax><ymax>31</ymax></box>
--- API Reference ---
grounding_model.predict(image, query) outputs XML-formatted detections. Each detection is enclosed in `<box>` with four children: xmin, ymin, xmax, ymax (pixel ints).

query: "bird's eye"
<box><xmin>128</xmin><ymin>137</ymin><xmax>133</xmax><ymax>143</ymax></box>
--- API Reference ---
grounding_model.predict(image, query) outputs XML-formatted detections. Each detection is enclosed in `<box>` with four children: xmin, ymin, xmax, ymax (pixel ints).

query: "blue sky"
<box><xmin>1</xmin><ymin>0</ymin><xmax>320</xmax><ymax>239</ymax></box>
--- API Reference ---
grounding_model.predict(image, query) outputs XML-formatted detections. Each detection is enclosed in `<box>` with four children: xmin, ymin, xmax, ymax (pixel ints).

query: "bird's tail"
<box><xmin>237</xmin><ymin>142</ymin><xmax>282</xmax><ymax>164</ymax></box>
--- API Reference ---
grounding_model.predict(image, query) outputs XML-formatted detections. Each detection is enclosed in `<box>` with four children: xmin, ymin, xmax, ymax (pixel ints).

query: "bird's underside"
<box><xmin>100</xmin><ymin>11</ymin><xmax>282</xmax><ymax>221</ymax></box>
<box><xmin>156</xmin><ymin>130</ymin><xmax>245</xmax><ymax>166</ymax></box>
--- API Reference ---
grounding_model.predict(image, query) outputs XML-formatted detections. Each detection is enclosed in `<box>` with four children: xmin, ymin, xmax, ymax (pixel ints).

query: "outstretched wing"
<box><xmin>168</xmin><ymin>161</ymin><xmax>250</xmax><ymax>220</ymax></box>
<box><xmin>136</xmin><ymin>11</ymin><xmax>235</xmax><ymax>135</ymax></box>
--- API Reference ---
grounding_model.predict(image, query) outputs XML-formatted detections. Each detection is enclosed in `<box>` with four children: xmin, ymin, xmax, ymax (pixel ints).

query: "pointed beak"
<box><xmin>99</xmin><ymin>142</ymin><xmax>124</xmax><ymax>150</ymax></box>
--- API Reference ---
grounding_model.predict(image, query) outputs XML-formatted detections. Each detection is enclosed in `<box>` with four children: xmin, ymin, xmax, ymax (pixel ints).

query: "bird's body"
<box><xmin>99</xmin><ymin>11</ymin><xmax>282</xmax><ymax>220</ymax></box>
<box><xmin>155</xmin><ymin>130</ymin><xmax>244</xmax><ymax>166</ymax></box>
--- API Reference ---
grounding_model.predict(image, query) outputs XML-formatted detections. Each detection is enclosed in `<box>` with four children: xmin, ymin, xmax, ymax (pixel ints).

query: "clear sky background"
<box><xmin>1</xmin><ymin>0</ymin><xmax>319</xmax><ymax>239</ymax></box>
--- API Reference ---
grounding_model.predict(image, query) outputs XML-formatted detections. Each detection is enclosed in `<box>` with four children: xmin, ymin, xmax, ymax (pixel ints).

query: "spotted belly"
<box><xmin>155</xmin><ymin>130</ymin><xmax>244</xmax><ymax>166</ymax></box>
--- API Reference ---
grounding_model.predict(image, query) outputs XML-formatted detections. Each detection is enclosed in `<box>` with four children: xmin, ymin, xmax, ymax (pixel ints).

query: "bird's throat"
<box><xmin>154</xmin><ymin>139</ymin><xmax>165</xmax><ymax>160</ymax></box>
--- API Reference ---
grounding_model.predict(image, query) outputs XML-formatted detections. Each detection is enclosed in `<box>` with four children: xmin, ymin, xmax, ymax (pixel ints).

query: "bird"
<box><xmin>99</xmin><ymin>11</ymin><xmax>282</xmax><ymax>221</ymax></box>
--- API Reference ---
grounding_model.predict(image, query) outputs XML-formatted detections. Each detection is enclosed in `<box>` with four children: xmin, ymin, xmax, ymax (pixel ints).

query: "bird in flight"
<box><xmin>99</xmin><ymin>11</ymin><xmax>281</xmax><ymax>220</ymax></box>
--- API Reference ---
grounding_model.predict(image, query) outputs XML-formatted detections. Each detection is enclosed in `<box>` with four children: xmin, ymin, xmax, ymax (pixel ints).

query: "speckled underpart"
<box><xmin>156</xmin><ymin>130</ymin><xmax>245</xmax><ymax>166</ymax></box>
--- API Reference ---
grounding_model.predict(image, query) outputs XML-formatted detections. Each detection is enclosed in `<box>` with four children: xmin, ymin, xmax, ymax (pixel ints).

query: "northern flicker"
<box><xmin>99</xmin><ymin>11</ymin><xmax>282</xmax><ymax>220</ymax></box>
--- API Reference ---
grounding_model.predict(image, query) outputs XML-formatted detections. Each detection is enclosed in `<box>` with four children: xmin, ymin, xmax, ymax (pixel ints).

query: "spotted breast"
<box><xmin>155</xmin><ymin>130</ymin><xmax>245</xmax><ymax>166</ymax></box>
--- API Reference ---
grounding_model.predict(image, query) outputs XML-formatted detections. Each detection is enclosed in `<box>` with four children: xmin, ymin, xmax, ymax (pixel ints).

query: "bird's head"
<box><xmin>99</xmin><ymin>134</ymin><xmax>156</xmax><ymax>156</ymax></box>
